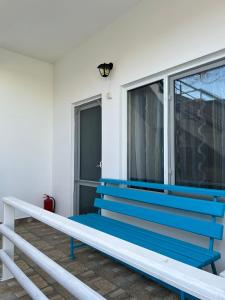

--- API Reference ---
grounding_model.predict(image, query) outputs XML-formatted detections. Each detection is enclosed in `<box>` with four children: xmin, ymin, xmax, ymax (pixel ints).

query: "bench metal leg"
<box><xmin>70</xmin><ymin>238</ymin><xmax>86</xmax><ymax>260</ymax></box>
<box><xmin>70</xmin><ymin>238</ymin><xmax>75</xmax><ymax>260</ymax></box>
<box><xmin>211</xmin><ymin>262</ymin><xmax>217</xmax><ymax>275</ymax></box>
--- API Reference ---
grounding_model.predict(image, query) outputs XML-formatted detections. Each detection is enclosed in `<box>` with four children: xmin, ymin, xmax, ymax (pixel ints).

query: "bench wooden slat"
<box><xmin>100</xmin><ymin>178</ymin><xmax>225</xmax><ymax>198</ymax></box>
<box><xmin>72</xmin><ymin>214</ymin><xmax>220</xmax><ymax>268</ymax></box>
<box><xmin>77</xmin><ymin>214</ymin><xmax>220</xmax><ymax>266</ymax></box>
<box><xmin>94</xmin><ymin>198</ymin><xmax>224</xmax><ymax>239</ymax></box>
<box><xmin>81</xmin><ymin>214</ymin><xmax>214</xmax><ymax>257</ymax></box>
<box><xmin>75</xmin><ymin>215</ymin><xmax>202</xmax><ymax>267</ymax></box>
<box><xmin>97</xmin><ymin>186</ymin><xmax>225</xmax><ymax>217</ymax></box>
<box><xmin>69</xmin><ymin>178</ymin><xmax>225</xmax><ymax>282</ymax></box>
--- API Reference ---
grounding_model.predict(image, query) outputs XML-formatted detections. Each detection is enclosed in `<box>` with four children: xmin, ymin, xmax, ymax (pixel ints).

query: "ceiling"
<box><xmin>0</xmin><ymin>0</ymin><xmax>140</xmax><ymax>63</ymax></box>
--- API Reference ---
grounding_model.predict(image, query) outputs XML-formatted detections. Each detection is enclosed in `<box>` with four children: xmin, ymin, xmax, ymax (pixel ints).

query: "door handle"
<box><xmin>96</xmin><ymin>161</ymin><xmax>102</xmax><ymax>168</ymax></box>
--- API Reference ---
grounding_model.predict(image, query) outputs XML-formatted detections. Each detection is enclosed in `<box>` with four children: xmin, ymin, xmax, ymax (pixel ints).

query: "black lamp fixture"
<box><xmin>97</xmin><ymin>62</ymin><xmax>113</xmax><ymax>77</ymax></box>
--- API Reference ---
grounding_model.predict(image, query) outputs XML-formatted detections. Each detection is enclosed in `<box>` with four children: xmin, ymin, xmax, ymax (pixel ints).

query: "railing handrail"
<box><xmin>0</xmin><ymin>250</ymin><xmax>48</xmax><ymax>300</ymax></box>
<box><xmin>0</xmin><ymin>224</ymin><xmax>105</xmax><ymax>300</ymax></box>
<box><xmin>1</xmin><ymin>196</ymin><xmax>225</xmax><ymax>300</ymax></box>
<box><xmin>0</xmin><ymin>197</ymin><xmax>105</xmax><ymax>300</ymax></box>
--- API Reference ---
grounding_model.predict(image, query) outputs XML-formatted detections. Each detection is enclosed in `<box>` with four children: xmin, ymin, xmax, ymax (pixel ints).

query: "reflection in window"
<box><xmin>174</xmin><ymin>65</ymin><xmax>225</xmax><ymax>189</ymax></box>
<box><xmin>128</xmin><ymin>81</ymin><xmax>164</xmax><ymax>183</ymax></box>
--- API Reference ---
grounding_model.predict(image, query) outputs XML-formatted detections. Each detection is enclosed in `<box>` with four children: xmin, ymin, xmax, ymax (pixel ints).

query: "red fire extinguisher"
<box><xmin>43</xmin><ymin>194</ymin><xmax>56</xmax><ymax>213</ymax></box>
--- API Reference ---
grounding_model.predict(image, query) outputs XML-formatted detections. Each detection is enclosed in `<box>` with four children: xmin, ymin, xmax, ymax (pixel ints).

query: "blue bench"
<box><xmin>69</xmin><ymin>178</ymin><xmax>225</xmax><ymax>298</ymax></box>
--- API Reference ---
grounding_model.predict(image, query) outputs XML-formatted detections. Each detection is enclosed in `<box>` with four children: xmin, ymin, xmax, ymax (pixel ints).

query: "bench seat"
<box><xmin>69</xmin><ymin>213</ymin><xmax>220</xmax><ymax>268</ymax></box>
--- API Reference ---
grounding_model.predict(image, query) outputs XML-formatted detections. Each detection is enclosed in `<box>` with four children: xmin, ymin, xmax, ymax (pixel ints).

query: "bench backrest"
<box><xmin>94</xmin><ymin>178</ymin><xmax>225</xmax><ymax>252</ymax></box>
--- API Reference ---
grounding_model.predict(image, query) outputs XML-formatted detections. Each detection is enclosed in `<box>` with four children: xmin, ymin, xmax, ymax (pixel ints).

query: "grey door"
<box><xmin>74</xmin><ymin>100</ymin><xmax>102</xmax><ymax>215</ymax></box>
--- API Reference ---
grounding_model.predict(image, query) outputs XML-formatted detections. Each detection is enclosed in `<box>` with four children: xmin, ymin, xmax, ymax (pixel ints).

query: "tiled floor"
<box><xmin>0</xmin><ymin>219</ymin><xmax>178</xmax><ymax>300</ymax></box>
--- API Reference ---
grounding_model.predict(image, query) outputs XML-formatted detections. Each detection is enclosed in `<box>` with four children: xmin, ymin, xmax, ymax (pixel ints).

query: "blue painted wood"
<box><xmin>180</xmin><ymin>291</ymin><xmax>185</xmax><ymax>300</ymax></box>
<box><xmin>211</xmin><ymin>262</ymin><xmax>218</xmax><ymax>275</ymax></box>
<box><xmin>100</xmin><ymin>178</ymin><xmax>225</xmax><ymax>198</ymax></box>
<box><xmin>69</xmin><ymin>214</ymin><xmax>219</xmax><ymax>260</ymax></box>
<box><xmin>71</xmin><ymin>213</ymin><xmax>220</xmax><ymax>268</ymax></box>
<box><xmin>68</xmin><ymin>178</ymin><xmax>225</xmax><ymax>297</ymax></box>
<box><xmin>94</xmin><ymin>198</ymin><xmax>224</xmax><ymax>239</ymax></box>
<box><xmin>73</xmin><ymin>214</ymin><xmax>220</xmax><ymax>267</ymax></box>
<box><xmin>97</xmin><ymin>185</ymin><xmax>225</xmax><ymax>217</ymax></box>
<box><xmin>70</xmin><ymin>237</ymin><xmax>75</xmax><ymax>260</ymax></box>
<box><xmin>76</xmin><ymin>214</ymin><xmax>219</xmax><ymax>259</ymax></box>
<box><xmin>69</xmin><ymin>216</ymin><xmax>198</xmax><ymax>299</ymax></box>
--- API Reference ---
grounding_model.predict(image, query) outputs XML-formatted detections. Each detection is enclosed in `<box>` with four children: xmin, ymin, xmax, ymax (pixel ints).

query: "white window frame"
<box><xmin>120</xmin><ymin>74</ymin><xmax>168</xmax><ymax>183</ymax></box>
<box><xmin>120</xmin><ymin>49</ymin><xmax>225</xmax><ymax>185</ymax></box>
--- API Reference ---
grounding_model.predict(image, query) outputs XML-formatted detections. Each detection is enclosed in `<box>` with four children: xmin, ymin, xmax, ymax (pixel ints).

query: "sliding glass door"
<box><xmin>127</xmin><ymin>59</ymin><xmax>225</xmax><ymax>190</ymax></box>
<box><xmin>171</xmin><ymin>62</ymin><xmax>225</xmax><ymax>189</ymax></box>
<box><xmin>127</xmin><ymin>80</ymin><xmax>164</xmax><ymax>183</ymax></box>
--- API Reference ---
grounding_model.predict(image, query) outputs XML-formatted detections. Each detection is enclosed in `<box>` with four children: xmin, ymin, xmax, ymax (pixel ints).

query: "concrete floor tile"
<box><xmin>0</xmin><ymin>219</ymin><xmax>177</xmax><ymax>299</ymax></box>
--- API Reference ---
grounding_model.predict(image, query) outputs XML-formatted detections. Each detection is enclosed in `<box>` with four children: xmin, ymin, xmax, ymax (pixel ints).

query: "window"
<box><xmin>126</xmin><ymin>59</ymin><xmax>225</xmax><ymax>190</ymax></box>
<box><xmin>172</xmin><ymin>63</ymin><xmax>225</xmax><ymax>189</ymax></box>
<box><xmin>127</xmin><ymin>80</ymin><xmax>164</xmax><ymax>183</ymax></box>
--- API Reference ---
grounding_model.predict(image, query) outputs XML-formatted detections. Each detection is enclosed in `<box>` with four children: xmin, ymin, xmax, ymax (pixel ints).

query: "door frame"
<box><xmin>72</xmin><ymin>95</ymin><xmax>102</xmax><ymax>215</ymax></box>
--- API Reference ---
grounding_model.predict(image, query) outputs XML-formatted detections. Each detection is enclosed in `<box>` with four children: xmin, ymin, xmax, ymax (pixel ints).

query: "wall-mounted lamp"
<box><xmin>97</xmin><ymin>62</ymin><xmax>113</xmax><ymax>77</ymax></box>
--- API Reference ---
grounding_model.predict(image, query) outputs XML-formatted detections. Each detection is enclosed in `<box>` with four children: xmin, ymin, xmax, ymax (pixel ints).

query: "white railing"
<box><xmin>0</xmin><ymin>197</ymin><xmax>225</xmax><ymax>300</ymax></box>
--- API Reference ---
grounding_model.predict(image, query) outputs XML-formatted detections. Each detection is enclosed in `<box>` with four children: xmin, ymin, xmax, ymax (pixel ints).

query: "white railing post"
<box><xmin>1</xmin><ymin>202</ymin><xmax>15</xmax><ymax>281</ymax></box>
<box><xmin>220</xmin><ymin>271</ymin><xmax>225</xmax><ymax>278</ymax></box>
<box><xmin>2</xmin><ymin>196</ymin><xmax>225</xmax><ymax>300</ymax></box>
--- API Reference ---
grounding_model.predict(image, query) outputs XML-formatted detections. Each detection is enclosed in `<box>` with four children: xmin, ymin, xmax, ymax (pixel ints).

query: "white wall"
<box><xmin>0</xmin><ymin>48</ymin><xmax>53</xmax><ymax>220</ymax></box>
<box><xmin>53</xmin><ymin>0</ymin><xmax>225</xmax><ymax>271</ymax></box>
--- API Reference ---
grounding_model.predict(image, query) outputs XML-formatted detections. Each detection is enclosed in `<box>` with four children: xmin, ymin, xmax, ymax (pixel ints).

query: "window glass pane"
<box><xmin>174</xmin><ymin>64</ymin><xmax>225</xmax><ymax>189</ymax></box>
<box><xmin>128</xmin><ymin>80</ymin><xmax>164</xmax><ymax>183</ymax></box>
<box><xmin>79</xmin><ymin>185</ymin><xmax>98</xmax><ymax>214</ymax></box>
<box><xmin>80</xmin><ymin>105</ymin><xmax>101</xmax><ymax>181</ymax></box>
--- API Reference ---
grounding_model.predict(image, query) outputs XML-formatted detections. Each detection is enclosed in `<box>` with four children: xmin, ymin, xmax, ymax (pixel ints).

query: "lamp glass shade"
<box><xmin>97</xmin><ymin>63</ymin><xmax>113</xmax><ymax>77</ymax></box>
